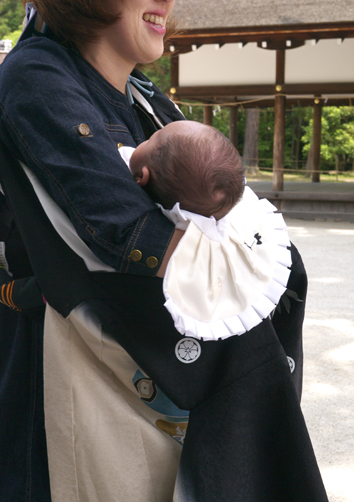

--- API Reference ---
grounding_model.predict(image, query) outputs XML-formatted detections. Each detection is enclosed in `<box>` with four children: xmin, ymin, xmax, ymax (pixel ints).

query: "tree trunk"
<box><xmin>291</xmin><ymin>117</ymin><xmax>296</xmax><ymax>171</ymax></box>
<box><xmin>305</xmin><ymin>143</ymin><xmax>313</xmax><ymax>178</ymax></box>
<box><xmin>335</xmin><ymin>155</ymin><xmax>340</xmax><ymax>172</ymax></box>
<box><xmin>229</xmin><ymin>107</ymin><xmax>238</xmax><ymax>149</ymax></box>
<box><xmin>243</xmin><ymin>108</ymin><xmax>260</xmax><ymax>176</ymax></box>
<box><xmin>311</xmin><ymin>100</ymin><xmax>322</xmax><ymax>183</ymax></box>
<box><xmin>295</xmin><ymin>116</ymin><xmax>303</xmax><ymax>171</ymax></box>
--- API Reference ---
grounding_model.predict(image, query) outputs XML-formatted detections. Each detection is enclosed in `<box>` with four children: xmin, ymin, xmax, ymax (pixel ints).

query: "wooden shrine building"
<box><xmin>168</xmin><ymin>0</ymin><xmax>354</xmax><ymax>201</ymax></box>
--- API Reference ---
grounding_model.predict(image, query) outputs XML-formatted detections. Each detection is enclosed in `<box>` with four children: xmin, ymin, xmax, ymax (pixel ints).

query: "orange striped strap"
<box><xmin>0</xmin><ymin>281</ymin><xmax>21</xmax><ymax>311</ymax></box>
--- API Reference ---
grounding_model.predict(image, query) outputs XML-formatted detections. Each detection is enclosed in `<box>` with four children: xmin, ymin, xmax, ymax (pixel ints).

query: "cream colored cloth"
<box><xmin>20</xmin><ymin>160</ymin><xmax>183</xmax><ymax>501</ymax></box>
<box><xmin>162</xmin><ymin>187</ymin><xmax>292</xmax><ymax>340</ymax></box>
<box><xmin>44</xmin><ymin>304</ymin><xmax>183</xmax><ymax>502</ymax></box>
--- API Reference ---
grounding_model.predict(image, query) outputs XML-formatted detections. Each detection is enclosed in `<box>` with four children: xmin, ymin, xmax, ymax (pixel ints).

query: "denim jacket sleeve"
<box><xmin>0</xmin><ymin>38</ymin><xmax>175</xmax><ymax>276</ymax></box>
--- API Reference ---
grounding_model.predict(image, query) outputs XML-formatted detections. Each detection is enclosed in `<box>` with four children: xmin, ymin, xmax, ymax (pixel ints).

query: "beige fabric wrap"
<box><xmin>44</xmin><ymin>304</ymin><xmax>182</xmax><ymax>502</ymax></box>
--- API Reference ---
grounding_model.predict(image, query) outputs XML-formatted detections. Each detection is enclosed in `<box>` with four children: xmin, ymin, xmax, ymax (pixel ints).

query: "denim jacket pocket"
<box><xmin>104</xmin><ymin>124</ymin><xmax>140</xmax><ymax>149</ymax></box>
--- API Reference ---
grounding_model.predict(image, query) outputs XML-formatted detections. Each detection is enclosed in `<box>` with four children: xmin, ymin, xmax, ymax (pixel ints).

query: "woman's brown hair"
<box><xmin>21</xmin><ymin>0</ymin><xmax>177</xmax><ymax>52</ymax></box>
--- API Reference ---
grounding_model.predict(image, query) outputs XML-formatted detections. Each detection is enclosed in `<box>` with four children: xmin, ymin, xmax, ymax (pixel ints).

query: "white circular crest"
<box><xmin>175</xmin><ymin>338</ymin><xmax>201</xmax><ymax>364</ymax></box>
<box><xmin>287</xmin><ymin>356</ymin><xmax>295</xmax><ymax>373</ymax></box>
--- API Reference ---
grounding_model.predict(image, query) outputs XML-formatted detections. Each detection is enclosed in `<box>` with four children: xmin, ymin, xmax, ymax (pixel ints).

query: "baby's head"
<box><xmin>130</xmin><ymin>121</ymin><xmax>244</xmax><ymax>220</ymax></box>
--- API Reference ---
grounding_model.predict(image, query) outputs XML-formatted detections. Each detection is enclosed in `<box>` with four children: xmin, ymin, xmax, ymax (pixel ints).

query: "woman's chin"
<box><xmin>139</xmin><ymin>48</ymin><xmax>164</xmax><ymax>65</ymax></box>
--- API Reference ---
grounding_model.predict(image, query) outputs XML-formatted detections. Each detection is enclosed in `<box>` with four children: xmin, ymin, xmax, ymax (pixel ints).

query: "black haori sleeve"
<box><xmin>271</xmin><ymin>243</ymin><xmax>308</xmax><ymax>400</ymax></box>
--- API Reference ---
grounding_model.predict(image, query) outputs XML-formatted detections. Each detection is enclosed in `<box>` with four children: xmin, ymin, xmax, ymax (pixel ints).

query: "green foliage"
<box><xmin>142</xmin><ymin>57</ymin><xmax>172</xmax><ymax>94</ymax></box>
<box><xmin>5</xmin><ymin>27</ymin><xmax>21</xmax><ymax>45</ymax></box>
<box><xmin>302</xmin><ymin>107</ymin><xmax>354</xmax><ymax>170</ymax></box>
<box><xmin>0</xmin><ymin>0</ymin><xmax>24</xmax><ymax>40</ymax></box>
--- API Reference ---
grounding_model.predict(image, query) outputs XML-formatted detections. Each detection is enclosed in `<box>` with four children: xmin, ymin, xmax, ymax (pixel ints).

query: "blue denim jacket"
<box><xmin>0</xmin><ymin>37</ymin><xmax>182</xmax><ymax>276</ymax></box>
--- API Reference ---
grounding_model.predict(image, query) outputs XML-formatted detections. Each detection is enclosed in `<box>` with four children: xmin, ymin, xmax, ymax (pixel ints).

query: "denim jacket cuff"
<box><xmin>117</xmin><ymin>209</ymin><xmax>175</xmax><ymax>276</ymax></box>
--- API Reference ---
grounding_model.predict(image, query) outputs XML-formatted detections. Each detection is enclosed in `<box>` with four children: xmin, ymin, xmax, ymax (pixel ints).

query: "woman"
<box><xmin>0</xmin><ymin>1</ymin><xmax>183</xmax><ymax>500</ymax></box>
<box><xmin>0</xmin><ymin>1</ymin><xmax>328</xmax><ymax>501</ymax></box>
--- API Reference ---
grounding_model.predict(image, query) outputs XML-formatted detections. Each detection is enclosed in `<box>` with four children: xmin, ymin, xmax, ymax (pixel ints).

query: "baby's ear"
<box><xmin>135</xmin><ymin>166</ymin><xmax>150</xmax><ymax>187</ymax></box>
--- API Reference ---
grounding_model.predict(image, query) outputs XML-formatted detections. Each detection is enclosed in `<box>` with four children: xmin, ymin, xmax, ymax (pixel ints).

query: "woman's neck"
<box><xmin>78</xmin><ymin>39</ymin><xmax>134</xmax><ymax>94</ymax></box>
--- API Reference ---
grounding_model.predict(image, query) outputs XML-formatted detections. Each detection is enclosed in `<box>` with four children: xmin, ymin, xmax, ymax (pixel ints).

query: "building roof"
<box><xmin>173</xmin><ymin>0</ymin><xmax>354</xmax><ymax>30</ymax></box>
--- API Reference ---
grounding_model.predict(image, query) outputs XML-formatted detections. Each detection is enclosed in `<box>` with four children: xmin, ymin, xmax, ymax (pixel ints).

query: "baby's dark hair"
<box><xmin>145</xmin><ymin>126</ymin><xmax>245</xmax><ymax>220</ymax></box>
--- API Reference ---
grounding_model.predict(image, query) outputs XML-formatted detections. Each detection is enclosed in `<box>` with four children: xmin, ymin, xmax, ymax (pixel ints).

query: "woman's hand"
<box><xmin>156</xmin><ymin>228</ymin><xmax>184</xmax><ymax>278</ymax></box>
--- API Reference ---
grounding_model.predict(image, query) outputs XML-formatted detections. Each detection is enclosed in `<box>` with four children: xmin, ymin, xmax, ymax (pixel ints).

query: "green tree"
<box><xmin>0</xmin><ymin>0</ymin><xmax>24</xmax><ymax>40</ymax></box>
<box><xmin>302</xmin><ymin>107</ymin><xmax>354</xmax><ymax>171</ymax></box>
<box><xmin>142</xmin><ymin>56</ymin><xmax>172</xmax><ymax>94</ymax></box>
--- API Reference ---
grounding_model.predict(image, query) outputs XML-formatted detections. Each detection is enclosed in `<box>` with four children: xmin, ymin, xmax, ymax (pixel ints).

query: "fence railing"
<box><xmin>243</xmin><ymin>159</ymin><xmax>354</xmax><ymax>181</ymax></box>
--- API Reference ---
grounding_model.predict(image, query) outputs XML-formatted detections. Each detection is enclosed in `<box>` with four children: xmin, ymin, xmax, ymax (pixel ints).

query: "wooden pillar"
<box><xmin>170</xmin><ymin>54</ymin><xmax>179</xmax><ymax>101</ymax></box>
<box><xmin>229</xmin><ymin>106</ymin><xmax>238</xmax><ymax>148</ymax></box>
<box><xmin>312</xmin><ymin>97</ymin><xmax>322</xmax><ymax>183</ymax></box>
<box><xmin>272</xmin><ymin>49</ymin><xmax>286</xmax><ymax>192</ymax></box>
<box><xmin>203</xmin><ymin>106</ymin><xmax>213</xmax><ymax>126</ymax></box>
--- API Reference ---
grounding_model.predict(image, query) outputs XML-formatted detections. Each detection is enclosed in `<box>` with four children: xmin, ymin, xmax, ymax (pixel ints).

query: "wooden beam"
<box><xmin>170</xmin><ymin>54</ymin><xmax>179</xmax><ymax>101</ymax></box>
<box><xmin>273</xmin><ymin>50</ymin><xmax>285</xmax><ymax>191</ymax></box>
<box><xmin>234</xmin><ymin>98</ymin><xmax>354</xmax><ymax>108</ymax></box>
<box><xmin>170</xmin><ymin>54</ymin><xmax>179</xmax><ymax>88</ymax></box>
<box><xmin>174</xmin><ymin>97</ymin><xmax>354</xmax><ymax>108</ymax></box>
<box><xmin>273</xmin><ymin>102</ymin><xmax>286</xmax><ymax>190</ymax></box>
<box><xmin>257</xmin><ymin>39</ymin><xmax>305</xmax><ymax>51</ymax></box>
<box><xmin>175</xmin><ymin>82</ymin><xmax>354</xmax><ymax>98</ymax></box>
<box><xmin>276</xmin><ymin>50</ymin><xmax>285</xmax><ymax>86</ymax></box>
<box><xmin>170</xmin><ymin>22</ymin><xmax>354</xmax><ymax>52</ymax></box>
<box><xmin>173</xmin><ymin>30</ymin><xmax>354</xmax><ymax>50</ymax></box>
<box><xmin>281</xmin><ymin>83</ymin><xmax>354</xmax><ymax>95</ymax></box>
<box><xmin>229</xmin><ymin>107</ymin><xmax>238</xmax><ymax>149</ymax></box>
<box><xmin>176</xmin><ymin>84</ymin><xmax>275</xmax><ymax>97</ymax></box>
<box><xmin>203</xmin><ymin>106</ymin><xmax>213</xmax><ymax>126</ymax></box>
<box><xmin>312</xmin><ymin>98</ymin><xmax>323</xmax><ymax>183</ymax></box>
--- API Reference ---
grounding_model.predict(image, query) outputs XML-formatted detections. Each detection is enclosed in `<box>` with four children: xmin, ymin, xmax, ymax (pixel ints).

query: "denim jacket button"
<box><xmin>146</xmin><ymin>256</ymin><xmax>158</xmax><ymax>269</ymax></box>
<box><xmin>117</xmin><ymin>143</ymin><xmax>124</xmax><ymax>149</ymax></box>
<box><xmin>78</xmin><ymin>123</ymin><xmax>91</xmax><ymax>136</ymax></box>
<box><xmin>130</xmin><ymin>249</ymin><xmax>142</xmax><ymax>262</ymax></box>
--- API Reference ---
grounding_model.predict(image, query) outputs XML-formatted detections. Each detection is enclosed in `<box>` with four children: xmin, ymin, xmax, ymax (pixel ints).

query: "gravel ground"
<box><xmin>286</xmin><ymin>218</ymin><xmax>354</xmax><ymax>502</ymax></box>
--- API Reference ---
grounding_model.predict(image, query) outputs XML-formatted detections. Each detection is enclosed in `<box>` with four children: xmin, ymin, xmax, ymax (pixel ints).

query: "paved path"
<box><xmin>286</xmin><ymin>218</ymin><xmax>354</xmax><ymax>502</ymax></box>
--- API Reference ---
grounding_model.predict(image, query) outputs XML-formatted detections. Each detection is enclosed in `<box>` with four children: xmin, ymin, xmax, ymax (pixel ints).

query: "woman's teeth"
<box><xmin>143</xmin><ymin>14</ymin><xmax>164</xmax><ymax>26</ymax></box>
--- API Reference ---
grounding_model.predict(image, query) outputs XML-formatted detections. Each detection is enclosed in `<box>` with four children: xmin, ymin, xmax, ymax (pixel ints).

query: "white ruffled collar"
<box><xmin>162</xmin><ymin>187</ymin><xmax>292</xmax><ymax>341</ymax></box>
<box><xmin>158</xmin><ymin>203</ymin><xmax>230</xmax><ymax>242</ymax></box>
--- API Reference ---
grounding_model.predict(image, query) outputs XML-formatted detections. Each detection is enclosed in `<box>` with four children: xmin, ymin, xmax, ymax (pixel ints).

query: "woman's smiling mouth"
<box><xmin>143</xmin><ymin>13</ymin><xmax>166</xmax><ymax>34</ymax></box>
<box><xmin>143</xmin><ymin>13</ymin><xmax>164</xmax><ymax>27</ymax></box>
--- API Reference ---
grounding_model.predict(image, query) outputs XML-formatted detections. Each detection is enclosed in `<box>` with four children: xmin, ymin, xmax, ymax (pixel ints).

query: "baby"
<box><xmin>120</xmin><ymin>121</ymin><xmax>245</xmax><ymax>220</ymax></box>
<box><xmin>0</xmin><ymin>121</ymin><xmax>244</xmax><ymax>314</ymax></box>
